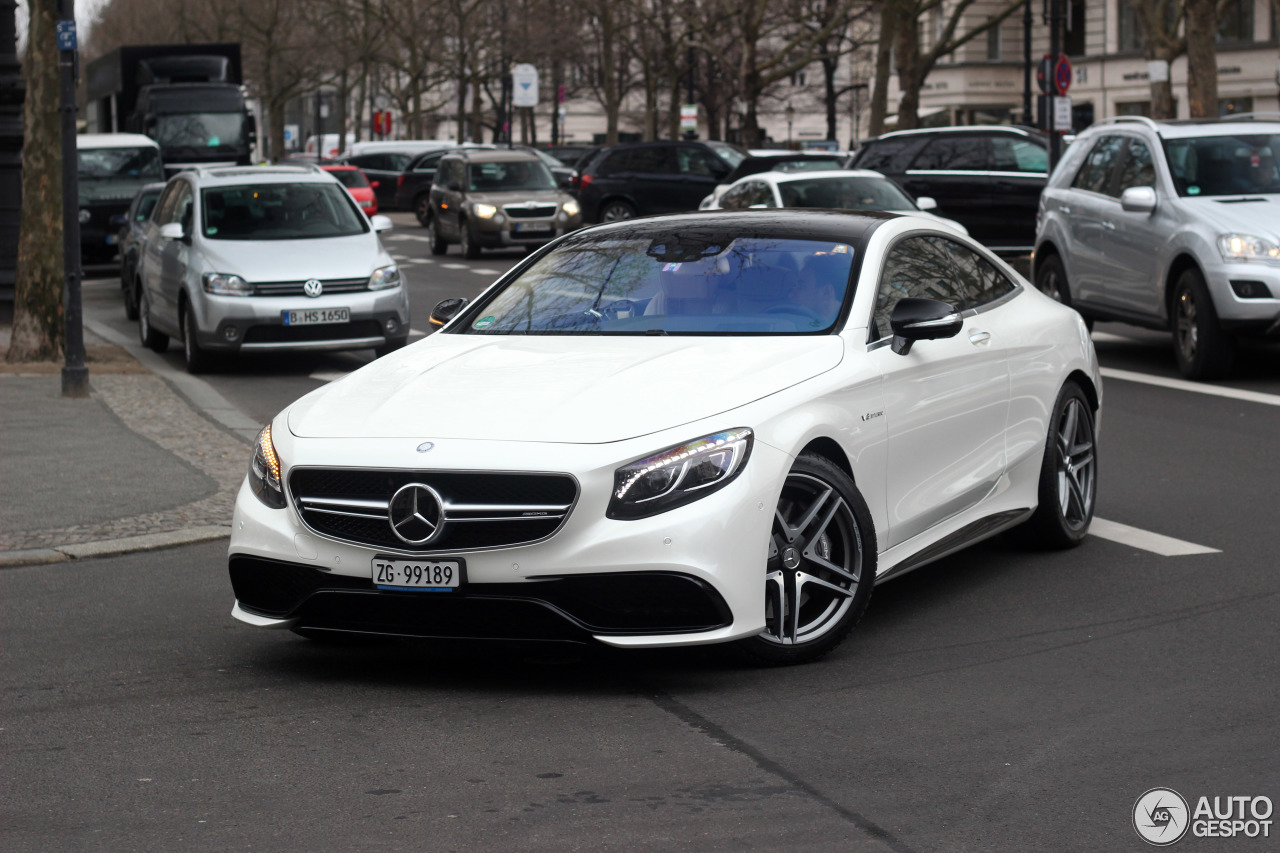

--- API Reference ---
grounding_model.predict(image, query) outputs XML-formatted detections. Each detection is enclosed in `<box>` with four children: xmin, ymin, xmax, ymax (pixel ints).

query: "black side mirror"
<box><xmin>888</xmin><ymin>297</ymin><xmax>962</xmax><ymax>356</ymax></box>
<box><xmin>429</xmin><ymin>297</ymin><xmax>468</xmax><ymax>327</ymax></box>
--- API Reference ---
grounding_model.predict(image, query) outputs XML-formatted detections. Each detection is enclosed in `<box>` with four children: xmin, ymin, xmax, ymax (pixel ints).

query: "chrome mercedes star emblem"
<box><xmin>303</xmin><ymin>278</ymin><xmax>323</xmax><ymax>298</ymax></box>
<box><xmin>387</xmin><ymin>483</ymin><xmax>444</xmax><ymax>545</ymax></box>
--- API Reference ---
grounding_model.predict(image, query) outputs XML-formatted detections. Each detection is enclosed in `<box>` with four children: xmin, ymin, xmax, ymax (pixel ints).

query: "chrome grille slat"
<box><xmin>252</xmin><ymin>278</ymin><xmax>370</xmax><ymax>297</ymax></box>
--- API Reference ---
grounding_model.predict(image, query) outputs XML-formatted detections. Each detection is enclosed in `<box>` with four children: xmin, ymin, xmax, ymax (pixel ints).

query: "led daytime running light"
<box><xmin>258</xmin><ymin>424</ymin><xmax>281</xmax><ymax>482</ymax></box>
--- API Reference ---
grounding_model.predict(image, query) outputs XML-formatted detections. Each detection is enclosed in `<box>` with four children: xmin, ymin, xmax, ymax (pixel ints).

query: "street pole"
<box><xmin>1022</xmin><ymin>0</ymin><xmax>1033</xmax><ymax>125</ymax></box>
<box><xmin>1046</xmin><ymin>0</ymin><xmax>1063</xmax><ymax>169</ymax></box>
<box><xmin>315</xmin><ymin>90</ymin><xmax>324</xmax><ymax>157</ymax></box>
<box><xmin>58</xmin><ymin>0</ymin><xmax>87</xmax><ymax>398</ymax></box>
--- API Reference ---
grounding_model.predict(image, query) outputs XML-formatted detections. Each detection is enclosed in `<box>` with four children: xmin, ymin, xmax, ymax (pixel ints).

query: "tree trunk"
<box><xmin>336</xmin><ymin>68</ymin><xmax>349</xmax><ymax>150</ymax></box>
<box><xmin>893</xmin><ymin>4</ymin><xmax>923</xmax><ymax>130</ymax></box>
<box><xmin>1150</xmin><ymin>74</ymin><xmax>1175</xmax><ymax>118</ymax></box>
<box><xmin>599</xmin><ymin>2</ymin><xmax>620</xmax><ymax>144</ymax></box>
<box><xmin>269</xmin><ymin>98</ymin><xmax>287</xmax><ymax>163</ymax></box>
<box><xmin>821</xmin><ymin>53</ymin><xmax>839</xmax><ymax>142</ymax></box>
<box><xmin>8</xmin><ymin>0</ymin><xmax>64</xmax><ymax>362</ymax></box>
<box><xmin>868</xmin><ymin>3</ymin><xmax>895</xmax><ymax>137</ymax></box>
<box><xmin>1185</xmin><ymin>0</ymin><xmax>1219</xmax><ymax>117</ymax></box>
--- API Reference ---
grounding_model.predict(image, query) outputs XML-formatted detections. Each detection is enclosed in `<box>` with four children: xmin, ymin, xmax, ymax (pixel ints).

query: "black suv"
<box><xmin>397</xmin><ymin>145</ymin><xmax>570</xmax><ymax>225</ymax></box>
<box><xmin>572</xmin><ymin>140</ymin><xmax>747</xmax><ymax>222</ymax></box>
<box><xmin>849</xmin><ymin>126</ymin><xmax>1049</xmax><ymax>252</ymax></box>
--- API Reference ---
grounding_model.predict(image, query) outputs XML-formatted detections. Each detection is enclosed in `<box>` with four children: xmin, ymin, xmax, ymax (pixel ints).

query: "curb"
<box><xmin>0</xmin><ymin>526</ymin><xmax>231</xmax><ymax>568</ymax></box>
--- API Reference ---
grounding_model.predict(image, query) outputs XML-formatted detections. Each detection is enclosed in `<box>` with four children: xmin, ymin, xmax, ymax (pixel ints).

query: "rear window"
<box><xmin>328</xmin><ymin>170</ymin><xmax>370</xmax><ymax>188</ymax></box>
<box><xmin>201</xmin><ymin>183</ymin><xmax>369</xmax><ymax>240</ymax></box>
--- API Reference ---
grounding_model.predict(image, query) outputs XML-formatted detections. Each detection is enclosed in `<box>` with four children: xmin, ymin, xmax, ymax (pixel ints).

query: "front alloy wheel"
<box><xmin>1013</xmin><ymin>382</ymin><xmax>1096</xmax><ymax>549</ymax></box>
<box><xmin>738</xmin><ymin>454</ymin><xmax>875</xmax><ymax>665</ymax></box>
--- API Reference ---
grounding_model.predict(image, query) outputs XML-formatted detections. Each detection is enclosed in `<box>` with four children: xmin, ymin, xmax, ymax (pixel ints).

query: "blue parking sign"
<box><xmin>56</xmin><ymin>20</ymin><xmax>77</xmax><ymax>51</ymax></box>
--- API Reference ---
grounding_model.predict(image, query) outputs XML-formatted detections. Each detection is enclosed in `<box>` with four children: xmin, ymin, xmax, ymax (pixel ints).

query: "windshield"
<box><xmin>201</xmin><ymin>183</ymin><xmax>369</xmax><ymax>241</ymax></box>
<box><xmin>155</xmin><ymin>112</ymin><xmax>245</xmax><ymax>149</ymax></box>
<box><xmin>468</xmin><ymin>160</ymin><xmax>557</xmax><ymax>191</ymax></box>
<box><xmin>327</xmin><ymin>169</ymin><xmax>370</xmax><ymax>189</ymax></box>
<box><xmin>77</xmin><ymin>146</ymin><xmax>164</xmax><ymax>203</ymax></box>
<box><xmin>1164</xmin><ymin>134</ymin><xmax>1280</xmax><ymax>196</ymax></box>
<box><xmin>707</xmin><ymin>141</ymin><xmax>747</xmax><ymax>170</ymax></box>
<box><xmin>463</xmin><ymin>235</ymin><xmax>855</xmax><ymax>335</ymax></box>
<box><xmin>779</xmin><ymin>176</ymin><xmax>916</xmax><ymax>211</ymax></box>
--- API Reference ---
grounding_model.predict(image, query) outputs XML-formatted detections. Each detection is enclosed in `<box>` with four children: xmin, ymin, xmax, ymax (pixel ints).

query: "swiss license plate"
<box><xmin>514</xmin><ymin>222</ymin><xmax>552</xmax><ymax>233</ymax></box>
<box><xmin>371</xmin><ymin>557</ymin><xmax>464</xmax><ymax>591</ymax></box>
<box><xmin>283</xmin><ymin>307</ymin><xmax>350</xmax><ymax>326</ymax></box>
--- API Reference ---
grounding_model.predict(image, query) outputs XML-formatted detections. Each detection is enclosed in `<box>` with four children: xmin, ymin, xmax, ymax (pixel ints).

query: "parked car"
<box><xmin>117</xmin><ymin>181</ymin><xmax>166</xmax><ymax>320</ymax></box>
<box><xmin>571</xmin><ymin>140</ymin><xmax>748</xmax><ymax>222</ymax></box>
<box><xmin>227</xmin><ymin>209</ymin><xmax>1101</xmax><ymax>664</ymax></box>
<box><xmin>338</xmin><ymin>149</ymin><xmax>422</xmax><ymax>211</ymax></box>
<box><xmin>321</xmin><ymin>164</ymin><xmax>378</xmax><ymax>215</ymax></box>
<box><xmin>708</xmin><ymin>169</ymin><xmax>969</xmax><ymax>234</ymax></box>
<box><xmin>134</xmin><ymin>165</ymin><xmax>410</xmax><ymax>373</ymax></box>
<box><xmin>849</xmin><ymin>126</ymin><xmax>1049</xmax><ymax>253</ymax></box>
<box><xmin>698</xmin><ymin>151</ymin><xmax>849</xmax><ymax>209</ymax></box>
<box><xmin>424</xmin><ymin>148</ymin><xmax>582</xmax><ymax>258</ymax></box>
<box><xmin>394</xmin><ymin>145</ymin><xmax>496</xmax><ymax>224</ymax></box>
<box><xmin>543</xmin><ymin>144</ymin><xmax>592</xmax><ymax>166</ymax></box>
<box><xmin>1034</xmin><ymin>114</ymin><xmax>1280</xmax><ymax>379</ymax></box>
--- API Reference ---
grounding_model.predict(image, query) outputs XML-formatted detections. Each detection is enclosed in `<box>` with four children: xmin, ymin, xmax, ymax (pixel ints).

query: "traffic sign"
<box><xmin>680</xmin><ymin>104</ymin><xmax>698</xmax><ymax>131</ymax></box>
<box><xmin>512</xmin><ymin>64</ymin><xmax>539</xmax><ymax>108</ymax></box>
<box><xmin>1055</xmin><ymin>55</ymin><xmax>1073</xmax><ymax>95</ymax></box>
<box><xmin>56</xmin><ymin>20</ymin><xmax>77</xmax><ymax>51</ymax></box>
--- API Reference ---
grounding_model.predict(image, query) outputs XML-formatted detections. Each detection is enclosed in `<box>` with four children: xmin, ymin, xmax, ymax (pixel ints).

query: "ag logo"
<box><xmin>303</xmin><ymin>278</ymin><xmax>323</xmax><ymax>298</ymax></box>
<box><xmin>1134</xmin><ymin>788</ymin><xmax>1190</xmax><ymax>846</ymax></box>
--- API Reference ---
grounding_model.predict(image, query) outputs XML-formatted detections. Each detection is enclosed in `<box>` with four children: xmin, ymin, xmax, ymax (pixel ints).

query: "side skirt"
<box><xmin>875</xmin><ymin>508</ymin><xmax>1033</xmax><ymax>584</ymax></box>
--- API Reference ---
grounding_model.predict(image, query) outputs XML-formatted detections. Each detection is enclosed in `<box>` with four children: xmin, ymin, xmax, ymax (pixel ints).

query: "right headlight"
<box><xmin>248</xmin><ymin>424</ymin><xmax>285</xmax><ymax>509</ymax></box>
<box><xmin>607</xmin><ymin>428</ymin><xmax>753</xmax><ymax>520</ymax></box>
<box><xmin>1218</xmin><ymin>234</ymin><xmax>1280</xmax><ymax>264</ymax></box>
<box><xmin>473</xmin><ymin>203</ymin><xmax>498</xmax><ymax>219</ymax></box>
<box><xmin>202</xmin><ymin>272</ymin><xmax>253</xmax><ymax>296</ymax></box>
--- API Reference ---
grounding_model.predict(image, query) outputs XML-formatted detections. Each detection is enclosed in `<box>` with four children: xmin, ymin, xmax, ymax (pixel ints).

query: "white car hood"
<box><xmin>1180</xmin><ymin>195</ymin><xmax>1280</xmax><ymax>240</ymax></box>
<box><xmin>288</xmin><ymin>334</ymin><xmax>846</xmax><ymax>443</ymax></box>
<box><xmin>200</xmin><ymin>233</ymin><xmax>390</xmax><ymax>282</ymax></box>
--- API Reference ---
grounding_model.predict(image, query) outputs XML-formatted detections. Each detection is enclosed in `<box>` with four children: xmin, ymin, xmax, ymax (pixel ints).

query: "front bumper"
<box><xmin>473</xmin><ymin>212</ymin><xmax>582</xmax><ymax>248</ymax></box>
<box><xmin>1205</xmin><ymin>260</ymin><xmax>1280</xmax><ymax>334</ymax></box>
<box><xmin>191</xmin><ymin>287</ymin><xmax>411</xmax><ymax>353</ymax></box>
<box><xmin>228</xmin><ymin>435</ymin><xmax>790</xmax><ymax>647</ymax></box>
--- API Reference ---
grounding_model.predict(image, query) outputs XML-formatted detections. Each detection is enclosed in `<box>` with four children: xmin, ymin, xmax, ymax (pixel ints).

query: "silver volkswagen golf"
<box><xmin>135</xmin><ymin>165</ymin><xmax>411</xmax><ymax>373</ymax></box>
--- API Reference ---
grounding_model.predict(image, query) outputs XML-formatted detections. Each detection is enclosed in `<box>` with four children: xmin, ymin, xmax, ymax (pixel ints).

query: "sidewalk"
<box><xmin>0</xmin><ymin>316</ymin><xmax>248</xmax><ymax>566</ymax></box>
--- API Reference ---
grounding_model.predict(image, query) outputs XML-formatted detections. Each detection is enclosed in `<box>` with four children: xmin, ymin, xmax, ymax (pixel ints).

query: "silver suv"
<box><xmin>1033</xmin><ymin>115</ymin><xmax>1280</xmax><ymax>379</ymax></box>
<box><xmin>135</xmin><ymin>165</ymin><xmax>411</xmax><ymax>373</ymax></box>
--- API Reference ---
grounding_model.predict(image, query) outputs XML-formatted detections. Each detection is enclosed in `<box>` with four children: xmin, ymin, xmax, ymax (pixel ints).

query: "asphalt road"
<box><xmin>6</xmin><ymin>215</ymin><xmax>1279</xmax><ymax>851</ymax></box>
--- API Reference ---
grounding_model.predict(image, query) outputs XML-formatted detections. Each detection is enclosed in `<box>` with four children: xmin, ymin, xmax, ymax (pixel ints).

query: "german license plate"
<box><xmin>283</xmin><ymin>307</ymin><xmax>349</xmax><ymax>326</ymax></box>
<box><xmin>514</xmin><ymin>222</ymin><xmax>552</xmax><ymax>233</ymax></box>
<box><xmin>372</xmin><ymin>557</ymin><xmax>464</xmax><ymax>591</ymax></box>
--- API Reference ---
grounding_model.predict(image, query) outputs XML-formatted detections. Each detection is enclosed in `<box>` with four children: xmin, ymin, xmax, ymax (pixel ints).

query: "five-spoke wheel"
<box><xmin>1014</xmin><ymin>382</ymin><xmax>1097</xmax><ymax>549</ymax></box>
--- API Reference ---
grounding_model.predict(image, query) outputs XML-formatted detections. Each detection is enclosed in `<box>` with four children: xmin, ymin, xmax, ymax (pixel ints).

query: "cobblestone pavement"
<box><xmin>0</xmin><ymin>373</ymin><xmax>249</xmax><ymax>553</ymax></box>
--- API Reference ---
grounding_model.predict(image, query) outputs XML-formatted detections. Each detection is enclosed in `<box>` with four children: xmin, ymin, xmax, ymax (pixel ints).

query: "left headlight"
<box><xmin>473</xmin><ymin>203</ymin><xmax>498</xmax><ymax>219</ymax></box>
<box><xmin>608</xmin><ymin>428</ymin><xmax>753</xmax><ymax>520</ymax></box>
<box><xmin>367</xmin><ymin>265</ymin><xmax>401</xmax><ymax>290</ymax></box>
<box><xmin>1218</xmin><ymin>233</ymin><xmax>1280</xmax><ymax>264</ymax></box>
<box><xmin>248</xmin><ymin>424</ymin><xmax>285</xmax><ymax>508</ymax></box>
<box><xmin>562</xmin><ymin>200</ymin><xmax>580</xmax><ymax>217</ymax></box>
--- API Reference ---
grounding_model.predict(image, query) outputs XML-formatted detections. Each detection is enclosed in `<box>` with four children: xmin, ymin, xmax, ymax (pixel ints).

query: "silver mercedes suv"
<box><xmin>1033</xmin><ymin>115</ymin><xmax>1280</xmax><ymax>379</ymax></box>
<box><xmin>135</xmin><ymin>165</ymin><xmax>411</xmax><ymax>373</ymax></box>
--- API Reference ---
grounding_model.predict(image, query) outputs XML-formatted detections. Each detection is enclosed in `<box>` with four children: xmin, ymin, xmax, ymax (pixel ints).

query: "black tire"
<box><xmin>425</xmin><ymin>216</ymin><xmax>447</xmax><ymax>255</ymax></box>
<box><xmin>1013</xmin><ymin>382</ymin><xmax>1097</xmax><ymax>550</ymax></box>
<box><xmin>137</xmin><ymin>287</ymin><xmax>169</xmax><ymax>353</ymax></box>
<box><xmin>181</xmin><ymin>301</ymin><xmax>216</xmax><ymax>374</ymax></box>
<box><xmin>122</xmin><ymin>268</ymin><xmax>139</xmax><ymax>321</ymax></box>
<box><xmin>375</xmin><ymin>335</ymin><xmax>409</xmax><ymax>358</ymax></box>
<box><xmin>1036</xmin><ymin>253</ymin><xmax>1093</xmax><ymax>331</ymax></box>
<box><xmin>1172</xmin><ymin>267</ymin><xmax>1235</xmax><ymax>380</ymax></box>
<box><xmin>736</xmin><ymin>453</ymin><xmax>876</xmax><ymax>666</ymax></box>
<box><xmin>459</xmin><ymin>219</ymin><xmax>481</xmax><ymax>259</ymax></box>
<box><xmin>598</xmin><ymin>199</ymin><xmax>636</xmax><ymax>223</ymax></box>
<box><xmin>413</xmin><ymin>194</ymin><xmax>432</xmax><ymax>227</ymax></box>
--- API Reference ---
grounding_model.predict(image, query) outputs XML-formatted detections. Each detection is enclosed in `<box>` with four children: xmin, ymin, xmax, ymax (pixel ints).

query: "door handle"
<box><xmin>1102</xmin><ymin>220</ymin><xmax>1116</xmax><ymax>230</ymax></box>
<box><xmin>969</xmin><ymin>331</ymin><xmax>992</xmax><ymax>346</ymax></box>
<box><xmin>1059</xmin><ymin>204</ymin><xmax>1072</xmax><ymax>215</ymax></box>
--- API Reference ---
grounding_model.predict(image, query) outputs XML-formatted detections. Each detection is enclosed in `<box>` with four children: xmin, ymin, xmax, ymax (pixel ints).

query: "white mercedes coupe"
<box><xmin>229</xmin><ymin>210</ymin><xmax>1101</xmax><ymax>664</ymax></box>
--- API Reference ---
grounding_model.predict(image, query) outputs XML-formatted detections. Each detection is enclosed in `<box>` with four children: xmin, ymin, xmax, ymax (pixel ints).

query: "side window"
<box><xmin>136</xmin><ymin>192</ymin><xmax>160</xmax><ymax>222</ymax></box>
<box><xmin>630</xmin><ymin>147</ymin><xmax>674</xmax><ymax>174</ymax></box>
<box><xmin>677</xmin><ymin>146</ymin><xmax>727</xmax><ymax>178</ymax></box>
<box><xmin>1116</xmin><ymin>139</ymin><xmax>1155</xmax><ymax>192</ymax></box>
<box><xmin>1071</xmin><ymin>135</ymin><xmax>1125</xmax><ymax>195</ymax></box>
<box><xmin>871</xmin><ymin>236</ymin><xmax>967</xmax><ymax>341</ymax></box>
<box><xmin>991</xmin><ymin>137</ymin><xmax>1048</xmax><ymax>173</ymax></box>
<box><xmin>719</xmin><ymin>183</ymin><xmax>754</xmax><ymax>210</ymax></box>
<box><xmin>854</xmin><ymin>137</ymin><xmax>928</xmax><ymax>173</ymax></box>
<box><xmin>169</xmin><ymin>183</ymin><xmax>194</xmax><ymax>231</ymax></box>
<box><xmin>746</xmin><ymin>181</ymin><xmax>776</xmax><ymax>208</ymax></box>
<box><xmin>151</xmin><ymin>183</ymin><xmax>180</xmax><ymax>224</ymax></box>
<box><xmin>910</xmin><ymin>136</ymin><xmax>990</xmax><ymax>171</ymax></box>
<box><xmin>433</xmin><ymin>159</ymin><xmax>456</xmax><ymax>186</ymax></box>
<box><xmin>415</xmin><ymin>153</ymin><xmax>443</xmax><ymax>172</ymax></box>
<box><xmin>596</xmin><ymin>150</ymin><xmax>628</xmax><ymax>175</ymax></box>
<box><xmin>940</xmin><ymin>239</ymin><xmax>1018</xmax><ymax>307</ymax></box>
<box><xmin>387</xmin><ymin>153</ymin><xmax>412</xmax><ymax>172</ymax></box>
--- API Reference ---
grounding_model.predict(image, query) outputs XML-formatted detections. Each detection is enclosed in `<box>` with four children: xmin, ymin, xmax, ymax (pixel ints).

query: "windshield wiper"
<box><xmin>644</xmin><ymin>328</ymin><xmax>668</xmax><ymax>336</ymax></box>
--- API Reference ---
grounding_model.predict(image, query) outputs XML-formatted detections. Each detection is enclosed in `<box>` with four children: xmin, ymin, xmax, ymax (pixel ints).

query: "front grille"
<box><xmin>289</xmin><ymin>468</ymin><xmax>578</xmax><ymax>553</ymax></box>
<box><xmin>252</xmin><ymin>278</ymin><xmax>370</xmax><ymax>297</ymax></box>
<box><xmin>242</xmin><ymin>320</ymin><xmax>382</xmax><ymax>343</ymax></box>
<box><xmin>230</xmin><ymin>556</ymin><xmax>731</xmax><ymax>635</ymax></box>
<box><xmin>503</xmin><ymin>204</ymin><xmax>558</xmax><ymax>219</ymax></box>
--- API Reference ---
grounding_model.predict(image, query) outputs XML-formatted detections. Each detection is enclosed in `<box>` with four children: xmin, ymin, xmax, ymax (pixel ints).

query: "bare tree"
<box><xmin>8</xmin><ymin>0</ymin><xmax>62</xmax><ymax>362</ymax></box>
<box><xmin>1135</xmin><ymin>0</ymin><xmax>1184</xmax><ymax>118</ymax></box>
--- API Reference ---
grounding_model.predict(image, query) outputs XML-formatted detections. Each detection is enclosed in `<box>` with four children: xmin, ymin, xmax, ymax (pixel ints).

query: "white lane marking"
<box><xmin>1100</xmin><ymin>367</ymin><xmax>1280</xmax><ymax>407</ymax></box>
<box><xmin>1090</xmin><ymin>518</ymin><xmax>1220</xmax><ymax>556</ymax></box>
<box><xmin>409</xmin><ymin>329</ymin><xmax>428</xmax><ymax>338</ymax></box>
<box><xmin>1090</xmin><ymin>331</ymin><xmax>1135</xmax><ymax>344</ymax></box>
<box><xmin>392</xmin><ymin>234</ymin><xmax>433</xmax><ymax>242</ymax></box>
<box><xmin>309</xmin><ymin>370</ymin><xmax>350</xmax><ymax>383</ymax></box>
<box><xmin>441</xmin><ymin>263</ymin><xmax>470</xmax><ymax>270</ymax></box>
<box><xmin>470</xmin><ymin>268</ymin><xmax>500</xmax><ymax>275</ymax></box>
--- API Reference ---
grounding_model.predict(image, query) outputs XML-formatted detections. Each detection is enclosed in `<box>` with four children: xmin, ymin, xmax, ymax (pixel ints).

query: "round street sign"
<box><xmin>1055</xmin><ymin>54</ymin><xmax>1073</xmax><ymax>94</ymax></box>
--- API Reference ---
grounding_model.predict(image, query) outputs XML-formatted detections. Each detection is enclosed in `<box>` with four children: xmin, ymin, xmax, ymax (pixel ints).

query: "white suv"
<box><xmin>135</xmin><ymin>165</ymin><xmax>411</xmax><ymax>373</ymax></box>
<box><xmin>1033</xmin><ymin>115</ymin><xmax>1280</xmax><ymax>379</ymax></box>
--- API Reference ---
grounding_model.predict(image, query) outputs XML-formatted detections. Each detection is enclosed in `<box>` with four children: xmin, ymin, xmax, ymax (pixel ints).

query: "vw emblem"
<box><xmin>416</xmin><ymin>441</ymin><xmax>435</xmax><ymax>453</ymax></box>
<box><xmin>387</xmin><ymin>483</ymin><xmax>444</xmax><ymax>545</ymax></box>
<box><xmin>303</xmin><ymin>278</ymin><xmax>323</xmax><ymax>298</ymax></box>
